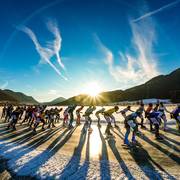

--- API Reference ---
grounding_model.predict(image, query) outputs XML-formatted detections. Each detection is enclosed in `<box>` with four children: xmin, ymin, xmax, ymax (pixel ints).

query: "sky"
<box><xmin>0</xmin><ymin>0</ymin><xmax>180</xmax><ymax>102</ymax></box>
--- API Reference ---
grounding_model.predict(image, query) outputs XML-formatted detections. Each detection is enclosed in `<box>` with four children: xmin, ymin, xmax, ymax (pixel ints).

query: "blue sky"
<box><xmin>0</xmin><ymin>0</ymin><xmax>180</xmax><ymax>102</ymax></box>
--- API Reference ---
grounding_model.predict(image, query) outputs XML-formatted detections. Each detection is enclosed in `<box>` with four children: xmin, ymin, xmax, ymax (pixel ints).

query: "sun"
<box><xmin>83</xmin><ymin>82</ymin><xmax>102</xmax><ymax>97</ymax></box>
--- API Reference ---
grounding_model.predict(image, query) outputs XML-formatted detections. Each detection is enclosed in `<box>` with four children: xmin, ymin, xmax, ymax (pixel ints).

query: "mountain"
<box><xmin>57</xmin><ymin>68</ymin><xmax>180</xmax><ymax>105</ymax></box>
<box><xmin>43</xmin><ymin>97</ymin><xmax>66</xmax><ymax>105</ymax></box>
<box><xmin>0</xmin><ymin>89</ymin><xmax>18</xmax><ymax>103</ymax></box>
<box><xmin>0</xmin><ymin>89</ymin><xmax>38</xmax><ymax>104</ymax></box>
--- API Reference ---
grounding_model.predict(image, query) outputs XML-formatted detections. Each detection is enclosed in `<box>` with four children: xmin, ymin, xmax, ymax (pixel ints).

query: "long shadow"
<box><xmin>60</xmin><ymin>125</ymin><xmax>87</xmax><ymax>179</ymax></box>
<box><xmin>0</xmin><ymin>124</ymin><xmax>28</xmax><ymax>135</ymax></box>
<box><xmin>147</xmin><ymin>129</ymin><xmax>180</xmax><ymax>145</ymax></box>
<box><xmin>0</xmin><ymin>129</ymin><xmax>14</xmax><ymax>136</ymax></box>
<box><xmin>107</xmin><ymin>138</ymin><xmax>134</xmax><ymax>179</ymax></box>
<box><xmin>1</xmin><ymin>127</ymin><xmax>64</xmax><ymax>162</ymax></box>
<box><xmin>1</xmin><ymin>127</ymin><xmax>32</xmax><ymax>141</ymax></box>
<box><xmin>98</xmin><ymin>127</ymin><xmax>111</xmax><ymax>179</ymax></box>
<box><xmin>68</xmin><ymin>132</ymin><xmax>90</xmax><ymax>180</ymax></box>
<box><xmin>2</xmin><ymin>129</ymin><xmax>36</xmax><ymax>144</ymax></box>
<box><xmin>157</xmin><ymin>139</ymin><xmax>180</xmax><ymax>153</ymax></box>
<box><xmin>129</xmin><ymin>146</ymin><xmax>165</xmax><ymax>179</ymax></box>
<box><xmin>114</xmin><ymin>127</ymin><xmax>125</xmax><ymax>137</ymax></box>
<box><xmin>146</xmin><ymin>127</ymin><xmax>180</xmax><ymax>140</ymax></box>
<box><xmin>162</xmin><ymin>135</ymin><xmax>180</xmax><ymax>146</ymax></box>
<box><xmin>144</xmin><ymin>129</ymin><xmax>180</xmax><ymax>152</ymax></box>
<box><xmin>9</xmin><ymin>126</ymin><xmax>64</xmax><ymax>145</ymax></box>
<box><xmin>163</xmin><ymin>128</ymin><xmax>180</xmax><ymax>136</ymax></box>
<box><xmin>112</xmin><ymin>129</ymin><xmax>124</xmax><ymax>140</ymax></box>
<box><xmin>17</xmin><ymin>127</ymin><xmax>77</xmax><ymax>176</ymax></box>
<box><xmin>113</xmin><ymin>130</ymin><xmax>175</xmax><ymax>179</ymax></box>
<box><xmin>0</xmin><ymin>122</ymin><xmax>9</xmax><ymax>128</ymax></box>
<box><xmin>138</xmin><ymin>134</ymin><xmax>180</xmax><ymax>165</ymax></box>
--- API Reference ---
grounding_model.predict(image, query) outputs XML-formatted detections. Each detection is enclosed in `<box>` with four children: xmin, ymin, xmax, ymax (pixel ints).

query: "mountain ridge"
<box><xmin>57</xmin><ymin>68</ymin><xmax>180</xmax><ymax>105</ymax></box>
<box><xmin>0</xmin><ymin>68</ymin><xmax>180</xmax><ymax>105</ymax></box>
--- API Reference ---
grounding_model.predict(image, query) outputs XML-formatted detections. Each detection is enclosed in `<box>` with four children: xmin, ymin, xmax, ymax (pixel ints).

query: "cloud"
<box><xmin>133</xmin><ymin>0</ymin><xmax>180</xmax><ymax>22</ymax></box>
<box><xmin>97</xmin><ymin>17</ymin><xmax>160</xmax><ymax>88</ymax></box>
<box><xmin>18</xmin><ymin>20</ymin><xmax>68</xmax><ymax>80</ymax></box>
<box><xmin>1</xmin><ymin>81</ymin><xmax>8</xmax><ymax>89</ymax></box>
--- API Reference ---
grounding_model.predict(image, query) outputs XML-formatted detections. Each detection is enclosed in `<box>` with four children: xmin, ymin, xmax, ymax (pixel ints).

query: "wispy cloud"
<box><xmin>18</xmin><ymin>20</ymin><xmax>67</xmax><ymax>80</ymax></box>
<box><xmin>97</xmin><ymin>17</ymin><xmax>160</xmax><ymax>88</ymax></box>
<box><xmin>133</xmin><ymin>0</ymin><xmax>180</xmax><ymax>22</ymax></box>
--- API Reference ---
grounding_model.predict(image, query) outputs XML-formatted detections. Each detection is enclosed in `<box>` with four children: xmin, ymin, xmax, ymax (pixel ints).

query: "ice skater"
<box><xmin>63</xmin><ymin>106</ymin><xmax>71</xmax><ymax>127</ymax></box>
<box><xmin>95</xmin><ymin>106</ymin><xmax>105</xmax><ymax>127</ymax></box>
<box><xmin>158</xmin><ymin>102</ymin><xmax>171</xmax><ymax>131</ymax></box>
<box><xmin>68</xmin><ymin>105</ymin><xmax>77</xmax><ymax>129</ymax></box>
<box><xmin>103</xmin><ymin>106</ymin><xmax>119</xmax><ymax>137</ymax></box>
<box><xmin>33</xmin><ymin>110</ymin><xmax>45</xmax><ymax>132</ymax></box>
<box><xmin>124</xmin><ymin>111</ymin><xmax>140</xmax><ymax>146</ymax></box>
<box><xmin>76</xmin><ymin>106</ymin><xmax>84</xmax><ymax>125</ymax></box>
<box><xmin>7</xmin><ymin>107</ymin><xmax>21</xmax><ymax>130</ymax></box>
<box><xmin>171</xmin><ymin>105</ymin><xmax>180</xmax><ymax>131</ymax></box>
<box><xmin>145</xmin><ymin>103</ymin><xmax>154</xmax><ymax>131</ymax></box>
<box><xmin>84</xmin><ymin>106</ymin><xmax>96</xmax><ymax>132</ymax></box>
<box><xmin>136</xmin><ymin>103</ymin><xmax>146</xmax><ymax>129</ymax></box>
<box><xmin>148</xmin><ymin>110</ymin><xmax>164</xmax><ymax>140</ymax></box>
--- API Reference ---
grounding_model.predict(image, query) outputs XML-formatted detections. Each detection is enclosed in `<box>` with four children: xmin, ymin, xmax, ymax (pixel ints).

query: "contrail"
<box><xmin>46</xmin><ymin>20</ymin><xmax>66</xmax><ymax>70</ymax></box>
<box><xmin>19</xmin><ymin>25</ymin><xmax>68</xmax><ymax>81</ymax></box>
<box><xmin>133</xmin><ymin>0</ymin><xmax>180</xmax><ymax>22</ymax></box>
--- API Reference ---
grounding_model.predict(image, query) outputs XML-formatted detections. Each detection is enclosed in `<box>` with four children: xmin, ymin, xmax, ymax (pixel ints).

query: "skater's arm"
<box><xmin>164</xmin><ymin>106</ymin><xmax>171</xmax><ymax>113</ymax></box>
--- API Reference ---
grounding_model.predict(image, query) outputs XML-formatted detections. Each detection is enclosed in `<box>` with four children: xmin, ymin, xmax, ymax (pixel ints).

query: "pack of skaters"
<box><xmin>171</xmin><ymin>105</ymin><xmax>180</xmax><ymax>131</ymax></box>
<box><xmin>103</xmin><ymin>106</ymin><xmax>119</xmax><ymax>137</ymax></box>
<box><xmin>83</xmin><ymin>106</ymin><xmax>96</xmax><ymax>132</ymax></box>
<box><xmin>124</xmin><ymin>111</ymin><xmax>141</xmax><ymax>146</ymax></box>
<box><xmin>76</xmin><ymin>106</ymin><xmax>84</xmax><ymax>126</ymax></box>
<box><xmin>95</xmin><ymin>106</ymin><xmax>105</xmax><ymax>127</ymax></box>
<box><xmin>7</xmin><ymin>107</ymin><xmax>21</xmax><ymax>130</ymax></box>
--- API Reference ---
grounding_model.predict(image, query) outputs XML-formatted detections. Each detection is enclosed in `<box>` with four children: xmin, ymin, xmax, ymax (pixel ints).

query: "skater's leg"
<box><xmin>105</xmin><ymin>122</ymin><xmax>111</xmax><ymax>135</ymax></box>
<box><xmin>69</xmin><ymin>113</ymin><xmax>74</xmax><ymax>128</ymax></box>
<box><xmin>89</xmin><ymin>117</ymin><xmax>92</xmax><ymax>128</ymax></box>
<box><xmin>124</xmin><ymin>127</ymin><xmax>130</xmax><ymax>145</ymax></box>
<box><xmin>162</xmin><ymin>115</ymin><xmax>167</xmax><ymax>130</ymax></box>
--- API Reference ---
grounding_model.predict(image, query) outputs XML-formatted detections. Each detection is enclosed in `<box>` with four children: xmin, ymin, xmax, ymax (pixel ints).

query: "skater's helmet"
<box><xmin>127</xmin><ymin>105</ymin><xmax>131</xmax><ymax>109</ymax></box>
<box><xmin>148</xmin><ymin>103</ymin><xmax>153</xmax><ymax>107</ymax></box>
<box><xmin>114</xmin><ymin>105</ymin><xmax>119</xmax><ymax>111</ymax></box>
